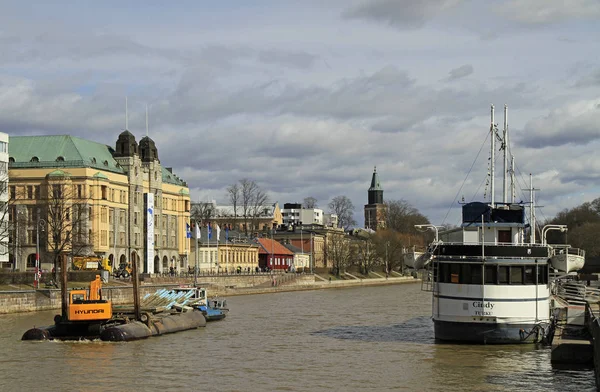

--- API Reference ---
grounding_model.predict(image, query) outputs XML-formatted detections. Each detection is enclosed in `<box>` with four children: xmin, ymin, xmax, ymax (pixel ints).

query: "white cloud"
<box><xmin>495</xmin><ymin>0</ymin><xmax>600</xmax><ymax>25</ymax></box>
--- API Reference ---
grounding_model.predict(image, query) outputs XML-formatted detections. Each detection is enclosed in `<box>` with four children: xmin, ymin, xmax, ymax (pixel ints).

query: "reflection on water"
<box><xmin>312</xmin><ymin>316</ymin><xmax>434</xmax><ymax>344</ymax></box>
<box><xmin>1</xmin><ymin>284</ymin><xmax>596</xmax><ymax>392</ymax></box>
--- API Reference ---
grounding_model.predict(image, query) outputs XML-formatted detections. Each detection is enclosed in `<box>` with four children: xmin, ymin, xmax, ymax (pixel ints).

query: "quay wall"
<box><xmin>0</xmin><ymin>275</ymin><xmax>419</xmax><ymax>315</ymax></box>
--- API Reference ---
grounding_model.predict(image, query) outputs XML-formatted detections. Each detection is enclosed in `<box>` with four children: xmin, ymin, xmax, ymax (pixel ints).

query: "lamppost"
<box><xmin>35</xmin><ymin>208</ymin><xmax>45</xmax><ymax>289</ymax></box>
<box><xmin>385</xmin><ymin>241</ymin><xmax>389</xmax><ymax>278</ymax></box>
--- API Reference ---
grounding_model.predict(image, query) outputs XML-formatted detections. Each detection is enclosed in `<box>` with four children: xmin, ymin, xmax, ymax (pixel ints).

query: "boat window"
<box><xmin>439</xmin><ymin>263</ymin><xmax>450</xmax><ymax>283</ymax></box>
<box><xmin>450</xmin><ymin>264</ymin><xmax>460</xmax><ymax>283</ymax></box>
<box><xmin>498</xmin><ymin>266</ymin><xmax>509</xmax><ymax>284</ymax></box>
<box><xmin>510</xmin><ymin>266</ymin><xmax>523</xmax><ymax>284</ymax></box>
<box><xmin>471</xmin><ymin>264</ymin><xmax>482</xmax><ymax>284</ymax></box>
<box><xmin>498</xmin><ymin>230</ymin><xmax>511</xmax><ymax>243</ymax></box>
<box><xmin>524</xmin><ymin>266</ymin><xmax>535</xmax><ymax>284</ymax></box>
<box><xmin>538</xmin><ymin>264</ymin><xmax>548</xmax><ymax>284</ymax></box>
<box><xmin>485</xmin><ymin>265</ymin><xmax>497</xmax><ymax>284</ymax></box>
<box><xmin>460</xmin><ymin>264</ymin><xmax>471</xmax><ymax>284</ymax></box>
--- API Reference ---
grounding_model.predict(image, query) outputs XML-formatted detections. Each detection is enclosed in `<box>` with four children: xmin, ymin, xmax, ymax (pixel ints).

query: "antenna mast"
<box><xmin>502</xmin><ymin>104</ymin><xmax>508</xmax><ymax>203</ymax></box>
<box><xmin>490</xmin><ymin>104</ymin><xmax>495</xmax><ymax>206</ymax></box>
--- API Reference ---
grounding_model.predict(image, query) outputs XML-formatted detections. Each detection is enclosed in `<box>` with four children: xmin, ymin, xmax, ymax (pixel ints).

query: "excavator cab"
<box><xmin>68</xmin><ymin>275</ymin><xmax>113</xmax><ymax>322</ymax></box>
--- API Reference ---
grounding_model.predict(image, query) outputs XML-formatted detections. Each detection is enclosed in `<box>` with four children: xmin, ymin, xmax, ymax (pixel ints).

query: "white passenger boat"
<box><xmin>419</xmin><ymin>105</ymin><xmax>585</xmax><ymax>344</ymax></box>
<box><xmin>403</xmin><ymin>248</ymin><xmax>425</xmax><ymax>269</ymax></box>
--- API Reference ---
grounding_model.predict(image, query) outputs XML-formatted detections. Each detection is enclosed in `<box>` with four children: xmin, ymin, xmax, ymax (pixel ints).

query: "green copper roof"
<box><xmin>162</xmin><ymin>166</ymin><xmax>187</xmax><ymax>186</ymax></box>
<box><xmin>47</xmin><ymin>169</ymin><xmax>70</xmax><ymax>177</ymax></box>
<box><xmin>369</xmin><ymin>166</ymin><xmax>382</xmax><ymax>191</ymax></box>
<box><xmin>93</xmin><ymin>172</ymin><xmax>109</xmax><ymax>179</ymax></box>
<box><xmin>9</xmin><ymin>135</ymin><xmax>124</xmax><ymax>174</ymax></box>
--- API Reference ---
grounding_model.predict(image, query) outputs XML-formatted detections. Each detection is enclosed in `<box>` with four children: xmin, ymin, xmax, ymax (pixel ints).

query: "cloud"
<box><xmin>446</xmin><ymin>64</ymin><xmax>474</xmax><ymax>81</ymax></box>
<box><xmin>517</xmin><ymin>99</ymin><xmax>600</xmax><ymax>148</ymax></box>
<box><xmin>495</xmin><ymin>0</ymin><xmax>600</xmax><ymax>25</ymax></box>
<box><xmin>342</xmin><ymin>0</ymin><xmax>463</xmax><ymax>29</ymax></box>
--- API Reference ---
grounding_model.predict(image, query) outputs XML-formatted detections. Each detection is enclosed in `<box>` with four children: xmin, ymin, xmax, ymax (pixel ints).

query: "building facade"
<box><xmin>364</xmin><ymin>166</ymin><xmax>386</xmax><ymax>231</ymax></box>
<box><xmin>8</xmin><ymin>132</ymin><xmax>190</xmax><ymax>274</ymax></box>
<box><xmin>191</xmin><ymin>201</ymin><xmax>282</xmax><ymax>234</ymax></box>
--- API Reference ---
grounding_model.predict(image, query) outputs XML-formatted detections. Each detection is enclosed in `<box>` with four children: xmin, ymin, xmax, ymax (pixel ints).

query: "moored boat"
<box><xmin>419</xmin><ymin>105</ymin><xmax>585</xmax><ymax>344</ymax></box>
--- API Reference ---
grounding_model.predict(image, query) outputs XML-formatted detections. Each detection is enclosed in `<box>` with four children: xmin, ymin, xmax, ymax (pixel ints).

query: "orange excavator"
<box><xmin>22</xmin><ymin>275</ymin><xmax>114</xmax><ymax>340</ymax></box>
<box><xmin>68</xmin><ymin>275</ymin><xmax>113</xmax><ymax>322</ymax></box>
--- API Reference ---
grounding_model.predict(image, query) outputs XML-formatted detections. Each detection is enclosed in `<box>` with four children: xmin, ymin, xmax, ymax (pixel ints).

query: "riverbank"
<box><xmin>0</xmin><ymin>274</ymin><xmax>420</xmax><ymax>314</ymax></box>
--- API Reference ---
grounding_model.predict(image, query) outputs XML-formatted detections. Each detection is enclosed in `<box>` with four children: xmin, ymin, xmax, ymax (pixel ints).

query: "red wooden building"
<box><xmin>256</xmin><ymin>238</ymin><xmax>295</xmax><ymax>271</ymax></box>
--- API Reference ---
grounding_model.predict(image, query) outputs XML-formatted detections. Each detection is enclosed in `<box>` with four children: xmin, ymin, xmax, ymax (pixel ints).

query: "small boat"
<box><xmin>550</xmin><ymin>246</ymin><xmax>585</xmax><ymax>273</ymax></box>
<box><xmin>403</xmin><ymin>248</ymin><xmax>426</xmax><ymax>269</ymax></box>
<box><xmin>147</xmin><ymin>286</ymin><xmax>229</xmax><ymax>322</ymax></box>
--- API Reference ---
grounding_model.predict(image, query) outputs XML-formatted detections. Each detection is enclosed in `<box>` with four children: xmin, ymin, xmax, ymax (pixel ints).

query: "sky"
<box><xmin>2</xmin><ymin>0</ymin><xmax>600</xmax><ymax>228</ymax></box>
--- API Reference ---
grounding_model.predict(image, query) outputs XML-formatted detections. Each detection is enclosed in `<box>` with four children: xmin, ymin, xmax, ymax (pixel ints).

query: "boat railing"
<box><xmin>438</xmin><ymin>241</ymin><xmax>550</xmax><ymax>248</ymax></box>
<box><xmin>550</xmin><ymin>245</ymin><xmax>585</xmax><ymax>257</ymax></box>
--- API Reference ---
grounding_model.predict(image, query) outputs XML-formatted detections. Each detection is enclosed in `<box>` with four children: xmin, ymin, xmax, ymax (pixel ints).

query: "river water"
<box><xmin>1</xmin><ymin>283</ymin><xmax>595</xmax><ymax>392</ymax></box>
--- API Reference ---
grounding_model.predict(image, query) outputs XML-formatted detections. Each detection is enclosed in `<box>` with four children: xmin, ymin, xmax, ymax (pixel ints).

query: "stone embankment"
<box><xmin>0</xmin><ymin>274</ymin><xmax>419</xmax><ymax>315</ymax></box>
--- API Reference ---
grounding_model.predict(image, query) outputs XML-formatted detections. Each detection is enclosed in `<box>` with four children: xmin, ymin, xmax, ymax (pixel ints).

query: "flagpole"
<box><xmin>194</xmin><ymin>220</ymin><xmax>198</xmax><ymax>286</ymax></box>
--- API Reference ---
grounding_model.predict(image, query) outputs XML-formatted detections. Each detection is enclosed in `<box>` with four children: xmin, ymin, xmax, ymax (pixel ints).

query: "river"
<box><xmin>0</xmin><ymin>283</ymin><xmax>595</xmax><ymax>391</ymax></box>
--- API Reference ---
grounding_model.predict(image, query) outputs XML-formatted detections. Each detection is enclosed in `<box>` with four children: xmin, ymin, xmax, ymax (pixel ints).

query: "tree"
<box><xmin>44</xmin><ymin>174</ymin><xmax>94</xmax><ymax>283</ymax></box>
<box><xmin>328</xmin><ymin>195</ymin><xmax>356</xmax><ymax>230</ymax></box>
<box><xmin>384</xmin><ymin>199</ymin><xmax>430</xmax><ymax>235</ymax></box>
<box><xmin>303</xmin><ymin>197</ymin><xmax>318</xmax><ymax>209</ymax></box>
<box><xmin>353</xmin><ymin>232</ymin><xmax>378</xmax><ymax>275</ymax></box>
<box><xmin>544</xmin><ymin>197</ymin><xmax>600</xmax><ymax>256</ymax></box>
<box><xmin>230</xmin><ymin>178</ymin><xmax>269</xmax><ymax>235</ymax></box>
<box><xmin>226</xmin><ymin>183</ymin><xmax>240</xmax><ymax>222</ymax></box>
<box><xmin>325</xmin><ymin>231</ymin><xmax>353</xmax><ymax>277</ymax></box>
<box><xmin>191</xmin><ymin>202</ymin><xmax>214</xmax><ymax>224</ymax></box>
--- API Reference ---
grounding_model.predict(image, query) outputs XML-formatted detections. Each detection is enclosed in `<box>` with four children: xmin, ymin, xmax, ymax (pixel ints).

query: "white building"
<box><xmin>282</xmin><ymin>203</ymin><xmax>325</xmax><ymax>226</ymax></box>
<box><xmin>0</xmin><ymin>133</ymin><xmax>8</xmax><ymax>267</ymax></box>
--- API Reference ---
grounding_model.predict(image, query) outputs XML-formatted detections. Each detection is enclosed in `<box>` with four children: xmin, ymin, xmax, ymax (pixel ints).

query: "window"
<box><xmin>109</xmin><ymin>209</ymin><xmax>113</xmax><ymax>224</ymax></box>
<box><xmin>101</xmin><ymin>208</ymin><xmax>107</xmax><ymax>223</ymax></box>
<box><xmin>119</xmin><ymin>232</ymin><xmax>125</xmax><ymax>246</ymax></box>
<box><xmin>498</xmin><ymin>266</ymin><xmax>509</xmax><ymax>284</ymax></box>
<box><xmin>109</xmin><ymin>231</ymin><xmax>114</xmax><ymax>246</ymax></box>
<box><xmin>471</xmin><ymin>264</ymin><xmax>482</xmax><ymax>284</ymax></box>
<box><xmin>498</xmin><ymin>230</ymin><xmax>511</xmax><ymax>243</ymax></box>
<box><xmin>77</xmin><ymin>185</ymin><xmax>83</xmax><ymax>198</ymax></box>
<box><xmin>27</xmin><ymin>186</ymin><xmax>33</xmax><ymax>199</ymax></box>
<box><xmin>134</xmin><ymin>233</ymin><xmax>140</xmax><ymax>246</ymax></box>
<box><xmin>100</xmin><ymin>230</ymin><xmax>107</xmax><ymax>246</ymax></box>
<box><xmin>510</xmin><ymin>266</ymin><xmax>523</xmax><ymax>284</ymax></box>
<box><xmin>101</xmin><ymin>185</ymin><xmax>107</xmax><ymax>200</ymax></box>
<box><xmin>485</xmin><ymin>265</ymin><xmax>497</xmax><ymax>284</ymax></box>
<box><xmin>119</xmin><ymin>210</ymin><xmax>124</xmax><ymax>225</ymax></box>
<box><xmin>9</xmin><ymin>186</ymin><xmax>15</xmax><ymax>199</ymax></box>
<box><xmin>134</xmin><ymin>212</ymin><xmax>139</xmax><ymax>225</ymax></box>
<box><xmin>34</xmin><ymin>186</ymin><xmax>40</xmax><ymax>199</ymax></box>
<box><xmin>524</xmin><ymin>266</ymin><xmax>535</xmax><ymax>284</ymax></box>
<box><xmin>52</xmin><ymin>184</ymin><xmax>62</xmax><ymax>199</ymax></box>
<box><xmin>56</xmin><ymin>156</ymin><xmax>65</xmax><ymax>162</ymax></box>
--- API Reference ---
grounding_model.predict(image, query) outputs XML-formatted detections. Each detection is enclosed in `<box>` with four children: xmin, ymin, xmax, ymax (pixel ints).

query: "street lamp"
<box><xmin>385</xmin><ymin>241</ymin><xmax>389</xmax><ymax>278</ymax></box>
<box><xmin>542</xmin><ymin>224</ymin><xmax>567</xmax><ymax>245</ymax></box>
<box><xmin>35</xmin><ymin>208</ymin><xmax>45</xmax><ymax>289</ymax></box>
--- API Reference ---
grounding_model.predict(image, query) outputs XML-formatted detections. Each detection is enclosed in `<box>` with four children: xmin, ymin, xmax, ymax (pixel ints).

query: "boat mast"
<box><xmin>530</xmin><ymin>174</ymin><xmax>536</xmax><ymax>244</ymax></box>
<box><xmin>503</xmin><ymin>104</ymin><xmax>508</xmax><ymax>203</ymax></box>
<box><xmin>490</xmin><ymin>105</ymin><xmax>495</xmax><ymax>206</ymax></box>
<box><xmin>511</xmin><ymin>156</ymin><xmax>515</xmax><ymax>203</ymax></box>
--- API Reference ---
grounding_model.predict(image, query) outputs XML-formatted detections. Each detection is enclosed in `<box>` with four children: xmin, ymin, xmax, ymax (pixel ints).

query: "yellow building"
<box><xmin>8</xmin><ymin>132</ymin><xmax>190</xmax><ymax>274</ymax></box>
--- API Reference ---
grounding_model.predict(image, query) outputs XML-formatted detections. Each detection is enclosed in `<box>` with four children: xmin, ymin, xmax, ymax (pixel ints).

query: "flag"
<box><xmin>216</xmin><ymin>224</ymin><xmax>221</xmax><ymax>241</ymax></box>
<box><xmin>186</xmin><ymin>223</ymin><xmax>192</xmax><ymax>238</ymax></box>
<box><xmin>196</xmin><ymin>223</ymin><xmax>201</xmax><ymax>239</ymax></box>
<box><xmin>208</xmin><ymin>223</ymin><xmax>212</xmax><ymax>239</ymax></box>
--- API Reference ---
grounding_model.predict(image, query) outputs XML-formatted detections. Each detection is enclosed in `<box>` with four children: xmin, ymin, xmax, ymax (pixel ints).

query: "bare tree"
<box><xmin>0</xmin><ymin>163</ymin><xmax>10</xmax><ymax>264</ymax></box>
<box><xmin>44</xmin><ymin>175</ymin><xmax>93</xmax><ymax>283</ymax></box>
<box><xmin>325</xmin><ymin>231</ymin><xmax>353</xmax><ymax>277</ymax></box>
<box><xmin>328</xmin><ymin>195</ymin><xmax>356</xmax><ymax>230</ymax></box>
<box><xmin>191</xmin><ymin>202</ymin><xmax>214</xmax><ymax>224</ymax></box>
<box><xmin>228</xmin><ymin>179</ymin><xmax>270</xmax><ymax>235</ymax></box>
<box><xmin>353</xmin><ymin>233</ymin><xmax>378</xmax><ymax>275</ymax></box>
<box><xmin>384</xmin><ymin>199</ymin><xmax>429</xmax><ymax>235</ymax></box>
<box><xmin>227</xmin><ymin>183</ymin><xmax>240</xmax><ymax>222</ymax></box>
<box><xmin>303</xmin><ymin>197</ymin><xmax>318</xmax><ymax>209</ymax></box>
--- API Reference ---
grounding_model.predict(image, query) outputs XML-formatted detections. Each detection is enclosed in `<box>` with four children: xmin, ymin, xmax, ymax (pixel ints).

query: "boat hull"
<box><xmin>434</xmin><ymin>320</ymin><xmax>545</xmax><ymax>344</ymax></box>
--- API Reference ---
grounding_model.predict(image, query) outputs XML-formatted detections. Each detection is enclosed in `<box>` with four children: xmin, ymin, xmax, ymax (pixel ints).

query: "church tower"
<box><xmin>364</xmin><ymin>166</ymin><xmax>386</xmax><ymax>230</ymax></box>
